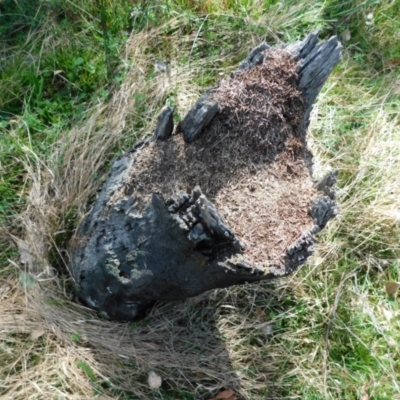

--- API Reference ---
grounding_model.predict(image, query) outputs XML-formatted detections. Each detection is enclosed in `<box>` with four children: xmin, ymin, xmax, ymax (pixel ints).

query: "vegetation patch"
<box><xmin>1</xmin><ymin>0</ymin><xmax>399</xmax><ymax>399</ymax></box>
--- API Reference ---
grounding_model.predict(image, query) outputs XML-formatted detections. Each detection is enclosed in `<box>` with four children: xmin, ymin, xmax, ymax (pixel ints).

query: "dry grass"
<box><xmin>1</xmin><ymin>275</ymin><xmax>301</xmax><ymax>399</ymax></box>
<box><xmin>2</xmin><ymin>7</ymin><xmax>400</xmax><ymax>400</ymax></box>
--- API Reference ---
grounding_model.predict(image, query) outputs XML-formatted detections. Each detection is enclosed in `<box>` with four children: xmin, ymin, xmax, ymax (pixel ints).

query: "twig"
<box><xmin>323</xmin><ymin>271</ymin><xmax>357</xmax><ymax>397</ymax></box>
<box><xmin>188</xmin><ymin>15</ymin><xmax>208</xmax><ymax>64</ymax></box>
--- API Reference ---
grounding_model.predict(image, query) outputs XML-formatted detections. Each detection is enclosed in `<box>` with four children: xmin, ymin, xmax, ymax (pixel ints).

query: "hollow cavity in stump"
<box><xmin>110</xmin><ymin>50</ymin><xmax>316</xmax><ymax>272</ymax></box>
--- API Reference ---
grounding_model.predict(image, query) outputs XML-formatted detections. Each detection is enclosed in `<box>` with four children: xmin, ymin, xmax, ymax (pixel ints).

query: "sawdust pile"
<box><xmin>123</xmin><ymin>49</ymin><xmax>318</xmax><ymax>269</ymax></box>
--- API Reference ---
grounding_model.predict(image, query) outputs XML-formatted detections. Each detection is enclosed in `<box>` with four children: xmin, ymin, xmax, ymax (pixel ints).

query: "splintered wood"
<box><xmin>123</xmin><ymin>49</ymin><xmax>318</xmax><ymax>270</ymax></box>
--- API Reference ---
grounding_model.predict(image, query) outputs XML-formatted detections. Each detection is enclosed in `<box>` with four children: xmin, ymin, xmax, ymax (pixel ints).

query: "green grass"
<box><xmin>1</xmin><ymin>0</ymin><xmax>400</xmax><ymax>399</ymax></box>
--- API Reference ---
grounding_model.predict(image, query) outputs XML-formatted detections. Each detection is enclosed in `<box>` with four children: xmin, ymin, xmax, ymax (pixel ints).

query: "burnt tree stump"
<box><xmin>69</xmin><ymin>32</ymin><xmax>342</xmax><ymax>320</ymax></box>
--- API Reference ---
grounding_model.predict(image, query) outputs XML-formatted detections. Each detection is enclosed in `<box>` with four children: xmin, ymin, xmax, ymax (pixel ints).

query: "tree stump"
<box><xmin>69</xmin><ymin>32</ymin><xmax>342</xmax><ymax>320</ymax></box>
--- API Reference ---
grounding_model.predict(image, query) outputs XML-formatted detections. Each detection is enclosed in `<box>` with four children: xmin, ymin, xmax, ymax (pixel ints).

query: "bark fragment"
<box><xmin>154</xmin><ymin>106</ymin><xmax>174</xmax><ymax>141</ymax></box>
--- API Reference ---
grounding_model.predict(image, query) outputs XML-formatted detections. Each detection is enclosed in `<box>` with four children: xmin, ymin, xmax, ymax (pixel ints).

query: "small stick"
<box><xmin>188</xmin><ymin>15</ymin><xmax>208</xmax><ymax>64</ymax></box>
<box><xmin>323</xmin><ymin>271</ymin><xmax>357</xmax><ymax>396</ymax></box>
